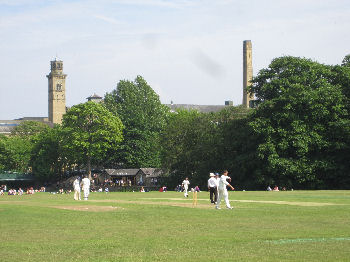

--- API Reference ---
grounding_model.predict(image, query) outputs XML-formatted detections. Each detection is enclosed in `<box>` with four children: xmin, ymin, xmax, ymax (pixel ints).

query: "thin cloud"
<box><xmin>109</xmin><ymin>0</ymin><xmax>195</xmax><ymax>8</ymax></box>
<box><xmin>93</xmin><ymin>14</ymin><xmax>124</xmax><ymax>25</ymax></box>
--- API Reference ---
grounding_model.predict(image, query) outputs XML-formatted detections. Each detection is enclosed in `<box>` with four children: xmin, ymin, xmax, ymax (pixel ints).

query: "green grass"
<box><xmin>1</xmin><ymin>190</ymin><xmax>350</xmax><ymax>261</ymax></box>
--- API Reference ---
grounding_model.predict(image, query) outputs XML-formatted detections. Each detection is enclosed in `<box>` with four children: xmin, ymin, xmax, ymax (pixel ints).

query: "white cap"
<box><xmin>209</xmin><ymin>173</ymin><xmax>215</xmax><ymax>177</ymax></box>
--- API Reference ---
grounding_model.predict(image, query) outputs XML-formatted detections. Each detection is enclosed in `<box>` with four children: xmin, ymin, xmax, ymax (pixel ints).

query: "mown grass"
<box><xmin>0</xmin><ymin>190</ymin><xmax>349</xmax><ymax>261</ymax></box>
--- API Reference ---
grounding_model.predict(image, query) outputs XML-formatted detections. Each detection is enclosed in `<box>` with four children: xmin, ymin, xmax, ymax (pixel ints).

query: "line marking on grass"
<box><xmin>231</xmin><ymin>200</ymin><xmax>343</xmax><ymax>206</ymax></box>
<box><xmin>266</xmin><ymin>237</ymin><xmax>350</xmax><ymax>244</ymax></box>
<box><xmin>90</xmin><ymin>199</ymin><xmax>212</xmax><ymax>209</ymax></box>
<box><xmin>140</xmin><ymin>198</ymin><xmax>343</xmax><ymax>206</ymax></box>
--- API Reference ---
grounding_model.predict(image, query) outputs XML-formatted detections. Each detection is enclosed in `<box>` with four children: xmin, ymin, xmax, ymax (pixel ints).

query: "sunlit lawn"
<box><xmin>0</xmin><ymin>190</ymin><xmax>349</xmax><ymax>261</ymax></box>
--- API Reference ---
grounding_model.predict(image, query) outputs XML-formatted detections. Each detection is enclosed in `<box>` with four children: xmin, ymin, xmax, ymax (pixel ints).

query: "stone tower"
<box><xmin>242</xmin><ymin>40</ymin><xmax>254</xmax><ymax>108</ymax></box>
<box><xmin>47</xmin><ymin>59</ymin><xmax>67</xmax><ymax>124</ymax></box>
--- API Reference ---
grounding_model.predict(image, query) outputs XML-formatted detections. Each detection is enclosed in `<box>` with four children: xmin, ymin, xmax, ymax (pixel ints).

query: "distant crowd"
<box><xmin>266</xmin><ymin>186</ymin><xmax>291</xmax><ymax>191</ymax></box>
<box><xmin>0</xmin><ymin>185</ymin><xmax>46</xmax><ymax>195</ymax></box>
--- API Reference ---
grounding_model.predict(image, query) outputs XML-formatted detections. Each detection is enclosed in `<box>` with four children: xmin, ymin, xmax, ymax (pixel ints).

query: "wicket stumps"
<box><xmin>192</xmin><ymin>191</ymin><xmax>198</xmax><ymax>207</ymax></box>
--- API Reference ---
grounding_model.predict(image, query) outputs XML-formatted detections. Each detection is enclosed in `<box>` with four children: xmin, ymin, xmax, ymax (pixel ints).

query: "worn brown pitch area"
<box><xmin>51</xmin><ymin>205</ymin><xmax>120</xmax><ymax>212</ymax></box>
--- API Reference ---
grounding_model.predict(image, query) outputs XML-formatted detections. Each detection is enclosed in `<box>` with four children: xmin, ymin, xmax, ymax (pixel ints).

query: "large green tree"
<box><xmin>212</xmin><ymin>106</ymin><xmax>264</xmax><ymax>189</ymax></box>
<box><xmin>160</xmin><ymin>109</ymin><xmax>221</xmax><ymax>188</ymax></box>
<box><xmin>61</xmin><ymin>101</ymin><xmax>124</xmax><ymax>179</ymax></box>
<box><xmin>0</xmin><ymin>135</ymin><xmax>32</xmax><ymax>173</ymax></box>
<box><xmin>30</xmin><ymin>126</ymin><xmax>63</xmax><ymax>181</ymax></box>
<box><xmin>249</xmin><ymin>56</ymin><xmax>350</xmax><ymax>189</ymax></box>
<box><xmin>104</xmin><ymin>76</ymin><xmax>169</xmax><ymax>168</ymax></box>
<box><xmin>11</xmin><ymin>121</ymin><xmax>49</xmax><ymax>137</ymax></box>
<box><xmin>342</xmin><ymin>54</ymin><xmax>350</xmax><ymax>67</ymax></box>
<box><xmin>0</xmin><ymin>121</ymin><xmax>49</xmax><ymax>173</ymax></box>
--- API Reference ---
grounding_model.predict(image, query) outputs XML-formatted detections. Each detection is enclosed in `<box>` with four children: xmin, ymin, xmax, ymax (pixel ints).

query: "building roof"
<box><xmin>138</xmin><ymin>168</ymin><xmax>163</xmax><ymax>178</ymax></box>
<box><xmin>0</xmin><ymin>121</ymin><xmax>21</xmax><ymax>135</ymax></box>
<box><xmin>0</xmin><ymin>172</ymin><xmax>35</xmax><ymax>181</ymax></box>
<box><xmin>166</xmin><ymin>104</ymin><xmax>227</xmax><ymax>113</ymax></box>
<box><xmin>0</xmin><ymin>119</ymin><xmax>52</xmax><ymax>135</ymax></box>
<box><xmin>105</xmin><ymin>169</ymin><xmax>140</xmax><ymax>177</ymax></box>
<box><xmin>87</xmin><ymin>93</ymin><xmax>102</xmax><ymax>100</ymax></box>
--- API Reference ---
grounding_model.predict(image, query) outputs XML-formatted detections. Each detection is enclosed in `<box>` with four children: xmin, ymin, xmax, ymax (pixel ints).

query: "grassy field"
<box><xmin>0</xmin><ymin>190</ymin><xmax>349</xmax><ymax>261</ymax></box>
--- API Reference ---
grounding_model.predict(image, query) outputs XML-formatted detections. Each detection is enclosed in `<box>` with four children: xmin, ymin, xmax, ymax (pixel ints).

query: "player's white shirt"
<box><xmin>73</xmin><ymin>179</ymin><xmax>80</xmax><ymax>191</ymax></box>
<box><xmin>218</xmin><ymin>175</ymin><xmax>230</xmax><ymax>190</ymax></box>
<box><xmin>81</xmin><ymin>178</ymin><xmax>90</xmax><ymax>189</ymax></box>
<box><xmin>182</xmin><ymin>180</ymin><xmax>190</xmax><ymax>189</ymax></box>
<box><xmin>208</xmin><ymin>177</ymin><xmax>218</xmax><ymax>188</ymax></box>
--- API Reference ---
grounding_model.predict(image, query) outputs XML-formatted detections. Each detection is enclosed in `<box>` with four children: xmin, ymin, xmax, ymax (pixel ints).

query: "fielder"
<box><xmin>182</xmin><ymin>177</ymin><xmax>190</xmax><ymax>198</ymax></box>
<box><xmin>216</xmin><ymin>170</ymin><xmax>234</xmax><ymax>209</ymax></box>
<box><xmin>73</xmin><ymin>177</ymin><xmax>81</xmax><ymax>200</ymax></box>
<box><xmin>81</xmin><ymin>175</ymin><xmax>91</xmax><ymax>201</ymax></box>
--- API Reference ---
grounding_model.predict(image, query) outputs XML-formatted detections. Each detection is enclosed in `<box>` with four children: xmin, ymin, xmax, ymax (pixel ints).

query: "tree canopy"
<box><xmin>11</xmin><ymin>121</ymin><xmax>49</xmax><ymax>137</ymax></box>
<box><xmin>61</xmin><ymin>101</ymin><xmax>124</xmax><ymax>179</ymax></box>
<box><xmin>0</xmin><ymin>135</ymin><xmax>32</xmax><ymax>173</ymax></box>
<box><xmin>249</xmin><ymin>56</ymin><xmax>350</xmax><ymax>188</ymax></box>
<box><xmin>30</xmin><ymin>126</ymin><xmax>63</xmax><ymax>181</ymax></box>
<box><xmin>342</xmin><ymin>54</ymin><xmax>350</xmax><ymax>67</ymax></box>
<box><xmin>104</xmin><ymin>76</ymin><xmax>169</xmax><ymax>168</ymax></box>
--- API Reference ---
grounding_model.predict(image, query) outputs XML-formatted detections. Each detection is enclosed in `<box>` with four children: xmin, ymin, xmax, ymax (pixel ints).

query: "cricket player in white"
<box><xmin>81</xmin><ymin>176</ymin><xmax>91</xmax><ymax>201</ymax></box>
<box><xmin>216</xmin><ymin>170</ymin><xmax>234</xmax><ymax>209</ymax></box>
<box><xmin>73</xmin><ymin>177</ymin><xmax>81</xmax><ymax>200</ymax></box>
<box><xmin>182</xmin><ymin>177</ymin><xmax>190</xmax><ymax>198</ymax></box>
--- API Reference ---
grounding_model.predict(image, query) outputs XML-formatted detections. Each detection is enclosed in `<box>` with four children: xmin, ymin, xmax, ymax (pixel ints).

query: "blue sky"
<box><xmin>0</xmin><ymin>0</ymin><xmax>349</xmax><ymax>119</ymax></box>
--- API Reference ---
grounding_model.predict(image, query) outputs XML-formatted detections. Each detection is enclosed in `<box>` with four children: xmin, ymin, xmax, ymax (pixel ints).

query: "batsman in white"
<box><xmin>73</xmin><ymin>177</ymin><xmax>81</xmax><ymax>200</ymax></box>
<box><xmin>81</xmin><ymin>175</ymin><xmax>91</xmax><ymax>201</ymax></box>
<box><xmin>216</xmin><ymin>170</ymin><xmax>234</xmax><ymax>209</ymax></box>
<box><xmin>182</xmin><ymin>177</ymin><xmax>190</xmax><ymax>198</ymax></box>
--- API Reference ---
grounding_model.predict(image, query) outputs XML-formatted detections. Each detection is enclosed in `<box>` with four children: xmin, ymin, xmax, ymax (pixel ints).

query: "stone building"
<box><xmin>87</xmin><ymin>93</ymin><xmax>103</xmax><ymax>103</ymax></box>
<box><xmin>242</xmin><ymin>40</ymin><xmax>254</xmax><ymax>108</ymax></box>
<box><xmin>104</xmin><ymin>168</ymin><xmax>163</xmax><ymax>187</ymax></box>
<box><xmin>47</xmin><ymin>59</ymin><xmax>67</xmax><ymax>124</ymax></box>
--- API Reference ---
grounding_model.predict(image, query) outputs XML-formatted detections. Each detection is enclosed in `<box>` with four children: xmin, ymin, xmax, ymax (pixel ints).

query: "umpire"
<box><xmin>208</xmin><ymin>173</ymin><xmax>218</xmax><ymax>204</ymax></box>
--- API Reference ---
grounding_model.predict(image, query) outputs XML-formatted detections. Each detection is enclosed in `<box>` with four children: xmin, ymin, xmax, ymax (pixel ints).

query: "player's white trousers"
<box><xmin>216</xmin><ymin>189</ymin><xmax>231</xmax><ymax>208</ymax></box>
<box><xmin>83</xmin><ymin>188</ymin><xmax>89</xmax><ymax>200</ymax></box>
<box><xmin>74</xmin><ymin>189</ymin><xmax>81</xmax><ymax>200</ymax></box>
<box><xmin>184</xmin><ymin>187</ymin><xmax>188</xmax><ymax>197</ymax></box>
